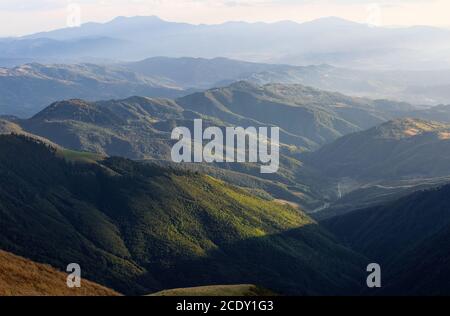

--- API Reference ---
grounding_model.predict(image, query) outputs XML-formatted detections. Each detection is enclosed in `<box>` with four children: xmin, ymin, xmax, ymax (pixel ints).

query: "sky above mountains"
<box><xmin>1</xmin><ymin>0</ymin><xmax>450</xmax><ymax>37</ymax></box>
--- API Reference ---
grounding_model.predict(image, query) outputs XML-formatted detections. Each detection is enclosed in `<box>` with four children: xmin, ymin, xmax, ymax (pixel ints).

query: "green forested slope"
<box><xmin>0</xmin><ymin>134</ymin><xmax>366</xmax><ymax>295</ymax></box>
<box><xmin>323</xmin><ymin>184</ymin><xmax>450</xmax><ymax>295</ymax></box>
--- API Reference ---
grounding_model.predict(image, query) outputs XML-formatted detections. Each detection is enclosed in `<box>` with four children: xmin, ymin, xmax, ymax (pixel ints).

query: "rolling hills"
<box><xmin>3</xmin><ymin>57</ymin><xmax>450</xmax><ymax>117</ymax></box>
<box><xmin>9</xmin><ymin>81</ymin><xmax>417</xmax><ymax>213</ymax></box>
<box><xmin>3</xmin><ymin>11</ymin><xmax>450</xmax><ymax>298</ymax></box>
<box><xmin>0</xmin><ymin>62</ymin><xmax>186</xmax><ymax>117</ymax></box>
<box><xmin>0</xmin><ymin>134</ymin><xmax>367</xmax><ymax>295</ymax></box>
<box><xmin>5</xmin><ymin>83</ymin><xmax>447</xmax><ymax>215</ymax></box>
<box><xmin>176</xmin><ymin>81</ymin><xmax>413</xmax><ymax>148</ymax></box>
<box><xmin>122</xmin><ymin>57</ymin><xmax>450</xmax><ymax>106</ymax></box>
<box><xmin>0</xmin><ymin>95</ymin><xmax>331</xmax><ymax>212</ymax></box>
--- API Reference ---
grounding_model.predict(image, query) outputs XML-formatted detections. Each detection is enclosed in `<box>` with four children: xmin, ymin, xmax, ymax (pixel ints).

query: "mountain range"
<box><xmin>2</xmin><ymin>10</ymin><xmax>450</xmax><ymax>298</ymax></box>
<box><xmin>3</xmin><ymin>16</ymin><xmax>450</xmax><ymax>70</ymax></box>
<box><xmin>0</xmin><ymin>91</ymin><xmax>331</xmax><ymax>212</ymax></box>
<box><xmin>1</xmin><ymin>81</ymin><xmax>430</xmax><ymax>213</ymax></box>
<box><xmin>3</xmin><ymin>123</ymin><xmax>450</xmax><ymax>295</ymax></box>
<box><xmin>3</xmin><ymin>57</ymin><xmax>450</xmax><ymax>117</ymax></box>
<box><xmin>4</xmin><ymin>82</ymin><xmax>450</xmax><ymax>215</ymax></box>
<box><xmin>2</xmin><ymin>85</ymin><xmax>450</xmax><ymax>295</ymax></box>
<box><xmin>0</xmin><ymin>62</ymin><xmax>186</xmax><ymax>117</ymax></box>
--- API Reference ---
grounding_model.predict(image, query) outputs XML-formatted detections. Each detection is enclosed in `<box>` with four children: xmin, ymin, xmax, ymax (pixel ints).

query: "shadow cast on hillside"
<box><xmin>135</xmin><ymin>224</ymin><xmax>368</xmax><ymax>296</ymax></box>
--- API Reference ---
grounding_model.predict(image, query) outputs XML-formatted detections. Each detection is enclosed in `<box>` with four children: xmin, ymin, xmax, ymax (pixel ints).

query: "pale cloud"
<box><xmin>0</xmin><ymin>0</ymin><xmax>449</xmax><ymax>37</ymax></box>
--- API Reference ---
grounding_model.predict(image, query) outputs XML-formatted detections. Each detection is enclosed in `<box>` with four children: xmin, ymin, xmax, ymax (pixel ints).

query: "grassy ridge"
<box><xmin>149</xmin><ymin>284</ymin><xmax>276</xmax><ymax>296</ymax></box>
<box><xmin>0</xmin><ymin>250</ymin><xmax>120</xmax><ymax>296</ymax></box>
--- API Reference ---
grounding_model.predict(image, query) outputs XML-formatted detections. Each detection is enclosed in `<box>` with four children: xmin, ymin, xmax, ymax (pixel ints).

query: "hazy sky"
<box><xmin>1</xmin><ymin>0</ymin><xmax>450</xmax><ymax>37</ymax></box>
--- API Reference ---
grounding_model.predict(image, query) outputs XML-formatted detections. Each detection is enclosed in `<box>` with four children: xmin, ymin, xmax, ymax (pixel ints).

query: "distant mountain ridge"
<box><xmin>0</xmin><ymin>62</ymin><xmax>186</xmax><ymax>117</ymax></box>
<box><xmin>4</xmin><ymin>57</ymin><xmax>450</xmax><ymax>117</ymax></box>
<box><xmin>3</xmin><ymin>16</ymin><xmax>450</xmax><ymax>70</ymax></box>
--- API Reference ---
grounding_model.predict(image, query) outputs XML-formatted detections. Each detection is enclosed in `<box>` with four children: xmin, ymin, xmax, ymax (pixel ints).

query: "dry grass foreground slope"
<box><xmin>0</xmin><ymin>250</ymin><xmax>120</xmax><ymax>296</ymax></box>
<box><xmin>149</xmin><ymin>284</ymin><xmax>276</xmax><ymax>296</ymax></box>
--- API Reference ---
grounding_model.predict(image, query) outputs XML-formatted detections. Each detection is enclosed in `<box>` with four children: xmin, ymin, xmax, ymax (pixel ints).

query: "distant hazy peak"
<box><xmin>301</xmin><ymin>16</ymin><xmax>366</xmax><ymax>27</ymax></box>
<box><xmin>67</xmin><ymin>15</ymin><xmax>366</xmax><ymax>31</ymax></box>
<box><xmin>109</xmin><ymin>15</ymin><xmax>163</xmax><ymax>23</ymax></box>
